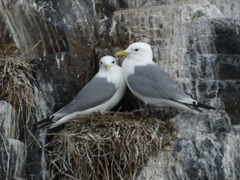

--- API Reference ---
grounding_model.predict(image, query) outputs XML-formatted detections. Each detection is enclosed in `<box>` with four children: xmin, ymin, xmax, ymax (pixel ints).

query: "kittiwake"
<box><xmin>115</xmin><ymin>42</ymin><xmax>215</xmax><ymax>113</ymax></box>
<box><xmin>36</xmin><ymin>56</ymin><xmax>127</xmax><ymax>129</ymax></box>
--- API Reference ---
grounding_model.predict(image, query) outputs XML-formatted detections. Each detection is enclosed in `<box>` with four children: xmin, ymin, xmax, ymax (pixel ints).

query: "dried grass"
<box><xmin>0</xmin><ymin>41</ymin><xmax>38</xmax><ymax>112</ymax></box>
<box><xmin>0</xmin><ymin>40</ymin><xmax>42</xmax><ymax>176</ymax></box>
<box><xmin>0</xmin><ymin>40</ymin><xmax>40</xmax><ymax>137</ymax></box>
<box><xmin>47</xmin><ymin>111</ymin><xmax>176</xmax><ymax>180</ymax></box>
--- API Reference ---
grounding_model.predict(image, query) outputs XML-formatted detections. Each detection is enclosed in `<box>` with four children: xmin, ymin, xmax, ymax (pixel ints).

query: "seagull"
<box><xmin>36</xmin><ymin>56</ymin><xmax>126</xmax><ymax>129</ymax></box>
<box><xmin>115</xmin><ymin>42</ymin><xmax>215</xmax><ymax>113</ymax></box>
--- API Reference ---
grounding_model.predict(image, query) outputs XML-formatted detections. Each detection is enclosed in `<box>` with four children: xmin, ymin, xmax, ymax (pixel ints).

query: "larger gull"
<box><xmin>36</xmin><ymin>56</ymin><xmax>126</xmax><ymax>129</ymax></box>
<box><xmin>115</xmin><ymin>42</ymin><xmax>214</xmax><ymax>113</ymax></box>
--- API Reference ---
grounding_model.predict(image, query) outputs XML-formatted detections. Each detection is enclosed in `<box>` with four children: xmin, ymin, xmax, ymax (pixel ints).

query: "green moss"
<box><xmin>192</xmin><ymin>11</ymin><xmax>204</xmax><ymax>20</ymax></box>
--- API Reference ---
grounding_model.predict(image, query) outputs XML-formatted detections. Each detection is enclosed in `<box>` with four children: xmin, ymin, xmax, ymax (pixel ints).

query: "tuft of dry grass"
<box><xmin>0</xmin><ymin>40</ymin><xmax>41</xmax><ymax>138</ymax></box>
<box><xmin>47</xmin><ymin>111</ymin><xmax>176</xmax><ymax>180</ymax></box>
<box><xmin>0</xmin><ymin>40</ymin><xmax>19</xmax><ymax>58</ymax></box>
<box><xmin>0</xmin><ymin>40</ymin><xmax>43</xmax><ymax>176</ymax></box>
<box><xmin>0</xmin><ymin>41</ymin><xmax>38</xmax><ymax>111</ymax></box>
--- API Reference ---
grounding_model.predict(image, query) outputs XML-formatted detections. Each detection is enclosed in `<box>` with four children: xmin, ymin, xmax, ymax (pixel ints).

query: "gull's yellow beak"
<box><xmin>104</xmin><ymin>64</ymin><xmax>111</xmax><ymax>69</ymax></box>
<box><xmin>115</xmin><ymin>50</ymin><xmax>130</xmax><ymax>56</ymax></box>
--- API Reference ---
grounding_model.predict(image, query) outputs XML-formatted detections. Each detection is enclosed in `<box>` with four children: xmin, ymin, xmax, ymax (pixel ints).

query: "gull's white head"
<box><xmin>115</xmin><ymin>42</ymin><xmax>153</xmax><ymax>61</ymax></box>
<box><xmin>99</xmin><ymin>56</ymin><xmax>118</xmax><ymax>71</ymax></box>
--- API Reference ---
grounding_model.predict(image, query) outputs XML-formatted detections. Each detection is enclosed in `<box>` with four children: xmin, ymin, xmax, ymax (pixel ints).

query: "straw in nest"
<box><xmin>47</xmin><ymin>111</ymin><xmax>176</xmax><ymax>180</ymax></box>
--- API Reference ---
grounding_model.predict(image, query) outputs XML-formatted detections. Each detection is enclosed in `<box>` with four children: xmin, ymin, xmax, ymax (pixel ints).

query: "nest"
<box><xmin>47</xmin><ymin>111</ymin><xmax>176</xmax><ymax>180</ymax></box>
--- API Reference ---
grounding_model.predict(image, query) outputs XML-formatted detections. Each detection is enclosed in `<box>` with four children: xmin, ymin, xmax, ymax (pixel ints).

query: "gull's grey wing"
<box><xmin>55</xmin><ymin>77</ymin><xmax>117</xmax><ymax>116</ymax></box>
<box><xmin>127</xmin><ymin>64</ymin><xmax>194</xmax><ymax>104</ymax></box>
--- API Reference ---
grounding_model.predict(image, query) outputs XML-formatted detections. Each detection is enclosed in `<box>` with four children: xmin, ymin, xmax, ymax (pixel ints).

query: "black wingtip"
<box><xmin>35</xmin><ymin>116</ymin><xmax>54</xmax><ymax>129</ymax></box>
<box><xmin>196</xmin><ymin>102</ymin><xmax>216</xmax><ymax>110</ymax></box>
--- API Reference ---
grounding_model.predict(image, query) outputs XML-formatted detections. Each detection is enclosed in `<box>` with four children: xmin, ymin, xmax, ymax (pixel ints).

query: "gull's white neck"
<box><xmin>122</xmin><ymin>55</ymin><xmax>154</xmax><ymax>78</ymax></box>
<box><xmin>97</xmin><ymin>66</ymin><xmax>125</xmax><ymax>88</ymax></box>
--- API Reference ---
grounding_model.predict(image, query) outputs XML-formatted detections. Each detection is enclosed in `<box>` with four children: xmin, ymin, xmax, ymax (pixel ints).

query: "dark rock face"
<box><xmin>186</xmin><ymin>18</ymin><xmax>240</xmax><ymax>126</ymax></box>
<box><xmin>210</xmin><ymin>19</ymin><xmax>240</xmax><ymax>125</ymax></box>
<box><xmin>33</xmin><ymin>52</ymin><xmax>86</xmax><ymax>111</ymax></box>
<box><xmin>0</xmin><ymin>0</ymin><xmax>240</xmax><ymax>179</ymax></box>
<box><xmin>0</xmin><ymin>14</ymin><xmax>11</xmax><ymax>47</ymax></box>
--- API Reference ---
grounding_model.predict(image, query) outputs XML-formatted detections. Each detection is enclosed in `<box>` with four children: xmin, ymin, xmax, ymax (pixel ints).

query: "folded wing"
<box><xmin>127</xmin><ymin>64</ymin><xmax>194</xmax><ymax>105</ymax></box>
<box><xmin>54</xmin><ymin>77</ymin><xmax>117</xmax><ymax>117</ymax></box>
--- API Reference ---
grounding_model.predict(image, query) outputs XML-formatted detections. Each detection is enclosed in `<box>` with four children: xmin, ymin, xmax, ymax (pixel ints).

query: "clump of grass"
<box><xmin>47</xmin><ymin>111</ymin><xmax>176</xmax><ymax>180</ymax></box>
<box><xmin>0</xmin><ymin>42</ymin><xmax>41</xmax><ymax>132</ymax></box>
<box><xmin>0</xmin><ymin>40</ymin><xmax>19</xmax><ymax>58</ymax></box>
<box><xmin>0</xmin><ymin>41</ymin><xmax>39</xmax><ymax>122</ymax></box>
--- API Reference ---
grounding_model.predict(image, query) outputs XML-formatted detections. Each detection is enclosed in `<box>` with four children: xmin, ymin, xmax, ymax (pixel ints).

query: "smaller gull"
<box><xmin>115</xmin><ymin>42</ymin><xmax>215</xmax><ymax>113</ymax></box>
<box><xmin>36</xmin><ymin>56</ymin><xmax>126</xmax><ymax>129</ymax></box>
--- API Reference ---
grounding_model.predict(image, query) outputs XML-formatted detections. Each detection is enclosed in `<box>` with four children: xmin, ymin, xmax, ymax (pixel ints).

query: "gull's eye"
<box><xmin>112</xmin><ymin>61</ymin><xmax>115</xmax><ymax>64</ymax></box>
<box><xmin>100</xmin><ymin>61</ymin><xmax>103</xmax><ymax>64</ymax></box>
<box><xmin>135</xmin><ymin>49</ymin><xmax>139</xmax><ymax>51</ymax></box>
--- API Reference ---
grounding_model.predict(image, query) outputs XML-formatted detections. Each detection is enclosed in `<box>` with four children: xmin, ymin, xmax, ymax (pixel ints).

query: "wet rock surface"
<box><xmin>0</xmin><ymin>101</ymin><xmax>26</xmax><ymax>179</ymax></box>
<box><xmin>0</xmin><ymin>0</ymin><xmax>239</xmax><ymax>179</ymax></box>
